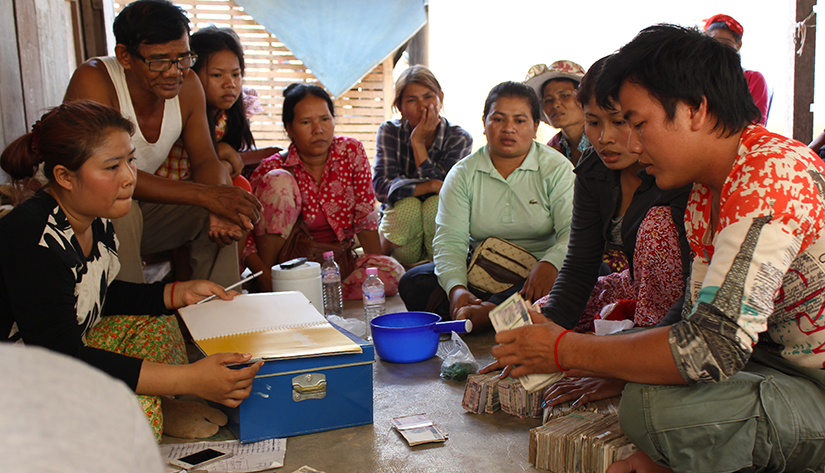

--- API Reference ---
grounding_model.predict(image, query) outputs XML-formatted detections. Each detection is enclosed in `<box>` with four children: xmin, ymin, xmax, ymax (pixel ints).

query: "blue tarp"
<box><xmin>234</xmin><ymin>0</ymin><xmax>427</xmax><ymax>97</ymax></box>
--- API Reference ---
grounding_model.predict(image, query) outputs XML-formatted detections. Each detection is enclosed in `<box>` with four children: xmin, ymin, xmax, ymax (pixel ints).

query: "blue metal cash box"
<box><xmin>221</xmin><ymin>324</ymin><xmax>374</xmax><ymax>443</ymax></box>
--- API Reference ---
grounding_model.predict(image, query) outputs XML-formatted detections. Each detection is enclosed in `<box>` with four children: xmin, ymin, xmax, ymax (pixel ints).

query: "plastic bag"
<box><xmin>326</xmin><ymin>314</ymin><xmax>366</xmax><ymax>338</ymax></box>
<box><xmin>437</xmin><ymin>332</ymin><xmax>478</xmax><ymax>381</ymax></box>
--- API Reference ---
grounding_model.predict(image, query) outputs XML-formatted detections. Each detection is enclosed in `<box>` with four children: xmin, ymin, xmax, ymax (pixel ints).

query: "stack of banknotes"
<box><xmin>529</xmin><ymin>397</ymin><xmax>636</xmax><ymax>473</ymax></box>
<box><xmin>542</xmin><ymin>397</ymin><xmax>621</xmax><ymax>423</ymax></box>
<box><xmin>497</xmin><ymin>377</ymin><xmax>543</xmax><ymax>418</ymax></box>
<box><xmin>461</xmin><ymin>372</ymin><xmax>502</xmax><ymax>414</ymax></box>
<box><xmin>461</xmin><ymin>372</ymin><xmax>544</xmax><ymax>418</ymax></box>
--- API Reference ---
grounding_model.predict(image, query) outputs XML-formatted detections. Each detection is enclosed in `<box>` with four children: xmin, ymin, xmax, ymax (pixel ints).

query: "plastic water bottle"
<box><xmin>321</xmin><ymin>251</ymin><xmax>343</xmax><ymax>317</ymax></box>
<box><xmin>362</xmin><ymin>267</ymin><xmax>385</xmax><ymax>341</ymax></box>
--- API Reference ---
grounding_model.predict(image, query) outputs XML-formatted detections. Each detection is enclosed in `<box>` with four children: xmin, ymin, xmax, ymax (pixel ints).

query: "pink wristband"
<box><xmin>554</xmin><ymin>330</ymin><xmax>572</xmax><ymax>372</ymax></box>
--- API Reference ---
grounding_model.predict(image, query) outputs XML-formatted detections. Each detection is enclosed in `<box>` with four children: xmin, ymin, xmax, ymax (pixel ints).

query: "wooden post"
<box><xmin>0</xmin><ymin>0</ymin><xmax>26</xmax><ymax>153</ymax></box>
<box><xmin>407</xmin><ymin>3</ymin><xmax>428</xmax><ymax>66</ymax></box>
<box><xmin>14</xmin><ymin>0</ymin><xmax>46</xmax><ymax>127</ymax></box>
<box><xmin>792</xmin><ymin>0</ymin><xmax>816</xmax><ymax>143</ymax></box>
<box><xmin>79</xmin><ymin>0</ymin><xmax>112</xmax><ymax>59</ymax></box>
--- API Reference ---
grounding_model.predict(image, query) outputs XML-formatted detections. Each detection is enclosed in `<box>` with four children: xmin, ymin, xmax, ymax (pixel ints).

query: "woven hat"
<box><xmin>523</xmin><ymin>60</ymin><xmax>586</xmax><ymax>99</ymax></box>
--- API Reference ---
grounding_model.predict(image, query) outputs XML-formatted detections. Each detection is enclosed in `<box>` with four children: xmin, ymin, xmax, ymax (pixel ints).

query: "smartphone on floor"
<box><xmin>169</xmin><ymin>447</ymin><xmax>232</xmax><ymax>470</ymax></box>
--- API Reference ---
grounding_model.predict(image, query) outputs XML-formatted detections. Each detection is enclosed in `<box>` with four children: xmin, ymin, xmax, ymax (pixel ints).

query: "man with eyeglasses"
<box><xmin>63</xmin><ymin>0</ymin><xmax>261</xmax><ymax>287</ymax></box>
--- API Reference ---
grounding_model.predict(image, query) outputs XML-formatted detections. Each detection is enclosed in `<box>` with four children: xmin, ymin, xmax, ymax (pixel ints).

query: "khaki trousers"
<box><xmin>619</xmin><ymin>349</ymin><xmax>825</xmax><ymax>472</ymax></box>
<box><xmin>111</xmin><ymin>201</ymin><xmax>239</xmax><ymax>287</ymax></box>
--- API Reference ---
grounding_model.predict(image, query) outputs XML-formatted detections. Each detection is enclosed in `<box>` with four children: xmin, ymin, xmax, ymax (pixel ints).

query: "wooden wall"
<box><xmin>1</xmin><ymin>0</ymin><xmax>74</xmax><ymax>152</ymax></box>
<box><xmin>0</xmin><ymin>0</ymin><xmax>26</xmax><ymax>153</ymax></box>
<box><xmin>0</xmin><ymin>0</ymin><xmax>393</xmax><ymax>164</ymax></box>
<box><xmin>117</xmin><ymin>0</ymin><xmax>395</xmax><ymax>159</ymax></box>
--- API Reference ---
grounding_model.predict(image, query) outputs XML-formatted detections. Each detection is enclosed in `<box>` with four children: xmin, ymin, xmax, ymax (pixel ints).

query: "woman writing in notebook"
<box><xmin>0</xmin><ymin>101</ymin><xmax>263</xmax><ymax>441</ymax></box>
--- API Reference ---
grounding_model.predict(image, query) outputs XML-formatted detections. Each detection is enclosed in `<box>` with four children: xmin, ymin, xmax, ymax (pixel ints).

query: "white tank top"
<box><xmin>100</xmin><ymin>56</ymin><xmax>183</xmax><ymax>174</ymax></box>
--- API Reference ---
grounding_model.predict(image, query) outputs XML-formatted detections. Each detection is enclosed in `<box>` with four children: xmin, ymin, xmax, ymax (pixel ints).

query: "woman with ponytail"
<box><xmin>0</xmin><ymin>101</ymin><xmax>262</xmax><ymax>441</ymax></box>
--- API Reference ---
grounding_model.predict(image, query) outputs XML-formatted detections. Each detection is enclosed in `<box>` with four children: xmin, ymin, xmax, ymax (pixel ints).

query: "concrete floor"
<box><xmin>166</xmin><ymin>295</ymin><xmax>544</xmax><ymax>473</ymax></box>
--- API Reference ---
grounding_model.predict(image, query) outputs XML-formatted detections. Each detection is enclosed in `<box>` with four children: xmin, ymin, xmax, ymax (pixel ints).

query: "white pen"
<box><xmin>226</xmin><ymin>357</ymin><xmax>264</xmax><ymax>368</ymax></box>
<box><xmin>196</xmin><ymin>270</ymin><xmax>263</xmax><ymax>305</ymax></box>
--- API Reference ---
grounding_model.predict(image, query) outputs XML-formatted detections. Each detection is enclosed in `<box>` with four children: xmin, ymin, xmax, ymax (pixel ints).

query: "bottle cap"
<box><xmin>366</xmin><ymin>267</ymin><xmax>378</xmax><ymax>276</ymax></box>
<box><xmin>323</xmin><ymin>251</ymin><xmax>334</xmax><ymax>258</ymax></box>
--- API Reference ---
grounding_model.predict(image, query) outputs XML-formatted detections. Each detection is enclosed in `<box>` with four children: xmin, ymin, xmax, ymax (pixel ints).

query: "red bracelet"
<box><xmin>170</xmin><ymin>281</ymin><xmax>179</xmax><ymax>309</ymax></box>
<box><xmin>554</xmin><ymin>330</ymin><xmax>573</xmax><ymax>372</ymax></box>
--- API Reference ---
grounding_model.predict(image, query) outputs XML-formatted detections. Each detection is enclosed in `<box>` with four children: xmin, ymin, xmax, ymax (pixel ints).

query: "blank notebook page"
<box><xmin>178</xmin><ymin>291</ymin><xmax>326</xmax><ymax>341</ymax></box>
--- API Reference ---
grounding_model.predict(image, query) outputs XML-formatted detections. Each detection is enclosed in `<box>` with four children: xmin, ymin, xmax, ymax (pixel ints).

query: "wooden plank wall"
<box><xmin>0</xmin><ymin>0</ymin><xmax>73</xmax><ymax>181</ymax></box>
<box><xmin>0</xmin><ymin>0</ymin><xmax>26</xmax><ymax>151</ymax></box>
<box><xmin>117</xmin><ymin>0</ymin><xmax>394</xmax><ymax>159</ymax></box>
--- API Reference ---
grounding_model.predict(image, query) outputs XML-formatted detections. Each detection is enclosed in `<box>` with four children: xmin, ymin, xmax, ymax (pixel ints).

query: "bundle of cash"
<box><xmin>391</xmin><ymin>413</ymin><xmax>448</xmax><ymax>446</ymax></box>
<box><xmin>497</xmin><ymin>377</ymin><xmax>543</xmax><ymax>418</ymax></box>
<box><xmin>461</xmin><ymin>372</ymin><xmax>502</xmax><ymax>414</ymax></box>
<box><xmin>488</xmin><ymin>293</ymin><xmax>565</xmax><ymax>392</ymax></box>
<box><xmin>542</xmin><ymin>396</ymin><xmax>622</xmax><ymax>423</ymax></box>
<box><xmin>528</xmin><ymin>411</ymin><xmax>636</xmax><ymax>473</ymax></box>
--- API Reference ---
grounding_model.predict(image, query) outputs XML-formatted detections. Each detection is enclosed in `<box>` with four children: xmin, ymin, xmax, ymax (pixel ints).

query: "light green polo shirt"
<box><xmin>434</xmin><ymin>141</ymin><xmax>574</xmax><ymax>294</ymax></box>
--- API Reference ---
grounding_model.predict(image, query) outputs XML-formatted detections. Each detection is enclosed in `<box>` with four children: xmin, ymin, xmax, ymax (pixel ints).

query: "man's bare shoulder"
<box><xmin>177</xmin><ymin>71</ymin><xmax>206</xmax><ymax>114</ymax></box>
<box><xmin>63</xmin><ymin>57</ymin><xmax>118</xmax><ymax>109</ymax></box>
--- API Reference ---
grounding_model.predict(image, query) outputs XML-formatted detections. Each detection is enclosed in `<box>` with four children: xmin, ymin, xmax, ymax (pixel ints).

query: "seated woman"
<box><xmin>399</xmin><ymin>81</ymin><xmax>574</xmax><ymax>330</ymax></box>
<box><xmin>243</xmin><ymin>83</ymin><xmax>404</xmax><ymax>298</ymax></box>
<box><xmin>703</xmin><ymin>14</ymin><xmax>770</xmax><ymax>126</ymax></box>
<box><xmin>372</xmin><ymin>65</ymin><xmax>473</xmax><ymax>266</ymax></box>
<box><xmin>538</xmin><ymin>55</ymin><xmax>692</xmax><ymax>333</ymax></box>
<box><xmin>0</xmin><ymin>101</ymin><xmax>263</xmax><ymax>442</ymax></box>
<box><xmin>524</xmin><ymin>60</ymin><xmax>590</xmax><ymax>165</ymax></box>
<box><xmin>533</xmin><ymin>56</ymin><xmax>692</xmax><ymax>408</ymax></box>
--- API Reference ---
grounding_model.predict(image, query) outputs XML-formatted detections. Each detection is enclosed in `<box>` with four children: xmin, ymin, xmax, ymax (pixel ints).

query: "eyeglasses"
<box><xmin>134</xmin><ymin>53</ymin><xmax>198</xmax><ymax>72</ymax></box>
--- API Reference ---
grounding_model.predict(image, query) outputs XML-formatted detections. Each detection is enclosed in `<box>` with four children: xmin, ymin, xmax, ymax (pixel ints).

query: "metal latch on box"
<box><xmin>292</xmin><ymin>373</ymin><xmax>326</xmax><ymax>402</ymax></box>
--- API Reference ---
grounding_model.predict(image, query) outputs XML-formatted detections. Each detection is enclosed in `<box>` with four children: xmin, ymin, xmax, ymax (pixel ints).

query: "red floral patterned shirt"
<box><xmin>671</xmin><ymin>124</ymin><xmax>825</xmax><ymax>382</ymax></box>
<box><xmin>249</xmin><ymin>136</ymin><xmax>379</xmax><ymax>242</ymax></box>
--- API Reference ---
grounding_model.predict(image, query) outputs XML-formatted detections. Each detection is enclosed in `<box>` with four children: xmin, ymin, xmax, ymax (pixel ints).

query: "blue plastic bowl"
<box><xmin>370</xmin><ymin>312</ymin><xmax>471</xmax><ymax>363</ymax></box>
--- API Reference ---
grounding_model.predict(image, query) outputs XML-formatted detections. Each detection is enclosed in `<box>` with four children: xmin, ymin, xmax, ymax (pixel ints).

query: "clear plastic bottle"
<box><xmin>321</xmin><ymin>251</ymin><xmax>343</xmax><ymax>317</ymax></box>
<box><xmin>362</xmin><ymin>267</ymin><xmax>385</xmax><ymax>341</ymax></box>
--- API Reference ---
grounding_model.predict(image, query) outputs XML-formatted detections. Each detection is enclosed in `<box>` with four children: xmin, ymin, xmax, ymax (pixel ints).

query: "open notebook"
<box><xmin>178</xmin><ymin>291</ymin><xmax>362</xmax><ymax>360</ymax></box>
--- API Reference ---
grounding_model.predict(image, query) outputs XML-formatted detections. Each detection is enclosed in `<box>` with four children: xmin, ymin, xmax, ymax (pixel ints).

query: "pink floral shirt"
<box><xmin>249</xmin><ymin>136</ymin><xmax>379</xmax><ymax>242</ymax></box>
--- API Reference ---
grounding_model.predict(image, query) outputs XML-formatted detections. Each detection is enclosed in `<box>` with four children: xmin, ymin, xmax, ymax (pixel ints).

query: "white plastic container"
<box><xmin>271</xmin><ymin>261</ymin><xmax>323</xmax><ymax>314</ymax></box>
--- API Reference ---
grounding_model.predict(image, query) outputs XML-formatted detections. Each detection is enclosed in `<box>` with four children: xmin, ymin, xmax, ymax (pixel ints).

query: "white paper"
<box><xmin>179</xmin><ymin>292</ymin><xmax>326</xmax><ymax>340</ymax></box>
<box><xmin>593</xmin><ymin>319</ymin><xmax>635</xmax><ymax>336</ymax></box>
<box><xmin>161</xmin><ymin>438</ymin><xmax>286</xmax><ymax>473</ymax></box>
<box><xmin>520</xmin><ymin>371</ymin><xmax>565</xmax><ymax>393</ymax></box>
